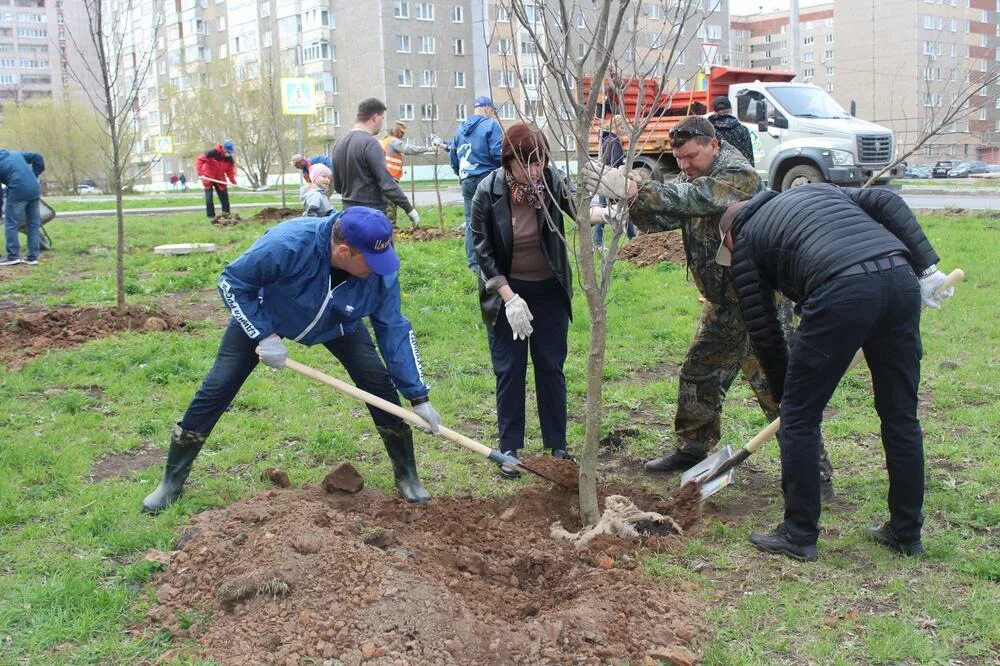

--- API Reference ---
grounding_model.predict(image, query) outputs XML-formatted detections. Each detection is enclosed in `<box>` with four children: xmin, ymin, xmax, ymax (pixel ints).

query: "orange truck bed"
<box><xmin>583</xmin><ymin>67</ymin><xmax>796</xmax><ymax>156</ymax></box>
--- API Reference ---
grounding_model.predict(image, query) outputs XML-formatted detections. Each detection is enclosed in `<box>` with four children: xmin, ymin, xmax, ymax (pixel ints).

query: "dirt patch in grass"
<box><xmin>90</xmin><ymin>442</ymin><xmax>165</xmax><ymax>482</ymax></box>
<box><xmin>158</xmin><ymin>289</ymin><xmax>228</xmax><ymax>326</ymax></box>
<box><xmin>0</xmin><ymin>304</ymin><xmax>183</xmax><ymax>369</ymax></box>
<box><xmin>251</xmin><ymin>207</ymin><xmax>303</xmax><ymax>224</ymax></box>
<box><xmin>137</xmin><ymin>479</ymin><xmax>709</xmax><ymax>664</ymax></box>
<box><xmin>394</xmin><ymin>226</ymin><xmax>464</xmax><ymax>242</ymax></box>
<box><xmin>617</xmin><ymin>230</ymin><xmax>687</xmax><ymax>267</ymax></box>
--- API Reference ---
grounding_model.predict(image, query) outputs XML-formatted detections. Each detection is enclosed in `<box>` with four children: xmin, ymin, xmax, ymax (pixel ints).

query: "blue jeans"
<box><xmin>180</xmin><ymin>319</ymin><xmax>405</xmax><ymax>435</ymax></box>
<box><xmin>592</xmin><ymin>195</ymin><xmax>637</xmax><ymax>246</ymax></box>
<box><xmin>487</xmin><ymin>277</ymin><xmax>569</xmax><ymax>452</ymax></box>
<box><xmin>462</xmin><ymin>174</ymin><xmax>487</xmax><ymax>269</ymax></box>
<box><xmin>779</xmin><ymin>262</ymin><xmax>923</xmax><ymax>546</ymax></box>
<box><xmin>4</xmin><ymin>198</ymin><xmax>41</xmax><ymax>261</ymax></box>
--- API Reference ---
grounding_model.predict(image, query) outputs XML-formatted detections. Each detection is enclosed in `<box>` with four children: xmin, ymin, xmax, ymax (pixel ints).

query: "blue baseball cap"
<box><xmin>222</xmin><ymin>140</ymin><xmax>235</xmax><ymax>153</ymax></box>
<box><xmin>474</xmin><ymin>95</ymin><xmax>494</xmax><ymax>108</ymax></box>
<box><xmin>338</xmin><ymin>207</ymin><xmax>400</xmax><ymax>276</ymax></box>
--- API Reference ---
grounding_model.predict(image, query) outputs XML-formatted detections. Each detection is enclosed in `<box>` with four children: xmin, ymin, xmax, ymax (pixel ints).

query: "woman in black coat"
<box><xmin>471</xmin><ymin>123</ymin><xmax>577</xmax><ymax>477</ymax></box>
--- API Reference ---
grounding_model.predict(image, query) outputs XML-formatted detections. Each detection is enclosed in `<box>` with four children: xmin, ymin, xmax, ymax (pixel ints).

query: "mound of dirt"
<box><xmin>618</xmin><ymin>230</ymin><xmax>687</xmax><ymax>267</ymax></box>
<box><xmin>0</xmin><ymin>304</ymin><xmax>182</xmax><ymax>368</ymax></box>
<box><xmin>251</xmin><ymin>207</ymin><xmax>303</xmax><ymax>223</ymax></box>
<box><xmin>138</xmin><ymin>482</ymin><xmax>707</xmax><ymax>664</ymax></box>
<box><xmin>210</xmin><ymin>213</ymin><xmax>245</xmax><ymax>226</ymax></box>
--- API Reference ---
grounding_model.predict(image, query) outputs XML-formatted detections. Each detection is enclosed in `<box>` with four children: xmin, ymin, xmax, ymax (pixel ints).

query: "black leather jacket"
<box><xmin>471</xmin><ymin>165</ymin><xmax>576</xmax><ymax>331</ymax></box>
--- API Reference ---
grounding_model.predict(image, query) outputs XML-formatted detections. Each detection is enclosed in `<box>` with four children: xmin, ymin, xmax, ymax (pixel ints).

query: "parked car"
<box><xmin>904</xmin><ymin>165</ymin><xmax>932</xmax><ymax>179</ymax></box>
<box><xmin>947</xmin><ymin>161</ymin><xmax>990</xmax><ymax>178</ymax></box>
<box><xmin>931</xmin><ymin>161</ymin><xmax>955</xmax><ymax>178</ymax></box>
<box><xmin>76</xmin><ymin>180</ymin><xmax>102</xmax><ymax>195</ymax></box>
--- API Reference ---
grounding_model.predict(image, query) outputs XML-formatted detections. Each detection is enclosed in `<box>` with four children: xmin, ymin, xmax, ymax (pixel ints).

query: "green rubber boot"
<box><xmin>141</xmin><ymin>425</ymin><xmax>208</xmax><ymax>514</ymax></box>
<box><xmin>377</xmin><ymin>424</ymin><xmax>431</xmax><ymax>504</ymax></box>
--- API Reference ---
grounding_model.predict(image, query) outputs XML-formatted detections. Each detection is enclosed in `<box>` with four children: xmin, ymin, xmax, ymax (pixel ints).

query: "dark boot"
<box><xmin>644</xmin><ymin>449</ymin><xmax>706</xmax><ymax>473</ymax></box>
<box><xmin>750</xmin><ymin>524</ymin><xmax>818</xmax><ymax>562</ymax></box>
<box><xmin>378</xmin><ymin>424</ymin><xmax>431</xmax><ymax>503</ymax></box>
<box><xmin>142</xmin><ymin>425</ymin><xmax>208</xmax><ymax>514</ymax></box>
<box><xmin>866</xmin><ymin>523</ymin><xmax>926</xmax><ymax>557</ymax></box>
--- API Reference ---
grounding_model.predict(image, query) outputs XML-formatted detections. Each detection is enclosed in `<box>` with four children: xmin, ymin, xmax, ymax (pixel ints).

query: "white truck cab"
<box><xmin>731</xmin><ymin>83</ymin><xmax>897</xmax><ymax>190</ymax></box>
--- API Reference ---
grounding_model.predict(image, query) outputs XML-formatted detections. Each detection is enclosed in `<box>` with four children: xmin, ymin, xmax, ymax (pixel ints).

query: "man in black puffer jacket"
<box><xmin>718</xmin><ymin>183</ymin><xmax>954</xmax><ymax>562</ymax></box>
<box><xmin>708</xmin><ymin>96</ymin><xmax>754</xmax><ymax>165</ymax></box>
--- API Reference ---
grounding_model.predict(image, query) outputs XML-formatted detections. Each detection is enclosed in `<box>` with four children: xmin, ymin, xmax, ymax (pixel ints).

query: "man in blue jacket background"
<box><xmin>450</xmin><ymin>96</ymin><xmax>503</xmax><ymax>274</ymax></box>
<box><xmin>0</xmin><ymin>150</ymin><xmax>45</xmax><ymax>266</ymax></box>
<box><xmin>142</xmin><ymin>206</ymin><xmax>442</xmax><ymax>513</ymax></box>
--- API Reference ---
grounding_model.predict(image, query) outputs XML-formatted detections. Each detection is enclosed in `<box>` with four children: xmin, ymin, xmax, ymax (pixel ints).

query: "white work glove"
<box><xmin>256</xmin><ymin>335</ymin><xmax>288</xmax><ymax>369</ymax></box>
<box><xmin>581</xmin><ymin>161</ymin><xmax>633</xmax><ymax>200</ymax></box>
<box><xmin>407</xmin><ymin>209</ymin><xmax>420</xmax><ymax>228</ymax></box>
<box><xmin>602</xmin><ymin>202</ymin><xmax>628</xmax><ymax>225</ymax></box>
<box><xmin>430</xmin><ymin>136</ymin><xmax>444</xmax><ymax>148</ymax></box>
<box><xmin>504</xmin><ymin>294</ymin><xmax>534</xmax><ymax>340</ymax></box>
<box><xmin>918</xmin><ymin>264</ymin><xmax>954</xmax><ymax>309</ymax></box>
<box><xmin>411</xmin><ymin>400</ymin><xmax>442</xmax><ymax>435</ymax></box>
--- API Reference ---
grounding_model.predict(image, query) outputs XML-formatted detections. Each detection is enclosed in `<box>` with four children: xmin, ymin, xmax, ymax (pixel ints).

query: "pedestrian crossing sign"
<box><xmin>153</xmin><ymin>136</ymin><xmax>174</xmax><ymax>154</ymax></box>
<box><xmin>281</xmin><ymin>78</ymin><xmax>316</xmax><ymax>115</ymax></box>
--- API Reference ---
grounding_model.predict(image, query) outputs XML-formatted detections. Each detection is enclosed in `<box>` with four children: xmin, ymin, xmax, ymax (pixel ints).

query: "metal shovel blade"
<box><xmin>679</xmin><ymin>445</ymin><xmax>736</xmax><ymax>501</ymax></box>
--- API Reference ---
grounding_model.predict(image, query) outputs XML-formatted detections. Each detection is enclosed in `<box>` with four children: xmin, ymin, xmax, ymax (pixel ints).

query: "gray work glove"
<box><xmin>918</xmin><ymin>264</ymin><xmax>954</xmax><ymax>309</ymax></box>
<box><xmin>256</xmin><ymin>335</ymin><xmax>288</xmax><ymax>369</ymax></box>
<box><xmin>581</xmin><ymin>161</ymin><xmax>632</xmax><ymax>200</ymax></box>
<box><xmin>504</xmin><ymin>294</ymin><xmax>534</xmax><ymax>340</ymax></box>
<box><xmin>407</xmin><ymin>209</ymin><xmax>420</xmax><ymax>228</ymax></box>
<box><xmin>411</xmin><ymin>400</ymin><xmax>441</xmax><ymax>434</ymax></box>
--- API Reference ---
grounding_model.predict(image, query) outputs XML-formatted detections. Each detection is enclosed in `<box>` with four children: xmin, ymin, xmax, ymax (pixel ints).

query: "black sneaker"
<box><xmin>643</xmin><ymin>450</ymin><xmax>706</xmax><ymax>473</ymax></box>
<box><xmin>498</xmin><ymin>450</ymin><xmax>521</xmax><ymax>479</ymax></box>
<box><xmin>550</xmin><ymin>448</ymin><xmax>576</xmax><ymax>462</ymax></box>
<box><xmin>749</xmin><ymin>524</ymin><xmax>819</xmax><ymax>562</ymax></box>
<box><xmin>22</xmin><ymin>258</ymin><xmax>39</xmax><ymax>266</ymax></box>
<box><xmin>0</xmin><ymin>257</ymin><xmax>21</xmax><ymax>266</ymax></box>
<box><xmin>865</xmin><ymin>523</ymin><xmax>926</xmax><ymax>557</ymax></box>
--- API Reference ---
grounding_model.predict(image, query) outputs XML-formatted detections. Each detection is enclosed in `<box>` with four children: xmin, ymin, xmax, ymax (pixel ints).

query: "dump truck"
<box><xmin>585</xmin><ymin>67</ymin><xmax>899</xmax><ymax>190</ymax></box>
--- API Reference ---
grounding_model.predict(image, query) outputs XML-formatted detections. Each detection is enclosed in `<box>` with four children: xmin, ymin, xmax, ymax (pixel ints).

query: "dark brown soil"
<box><xmin>323</xmin><ymin>463</ymin><xmax>365</xmax><ymax>494</ymax></box>
<box><xmin>137</xmin><ymin>482</ymin><xmax>708</xmax><ymax>664</ymax></box>
<box><xmin>0</xmin><ymin>304</ymin><xmax>183</xmax><ymax>368</ymax></box>
<box><xmin>251</xmin><ymin>207</ymin><xmax>303</xmax><ymax>223</ymax></box>
<box><xmin>210</xmin><ymin>213</ymin><xmax>245</xmax><ymax>226</ymax></box>
<box><xmin>519</xmin><ymin>456</ymin><xmax>579</xmax><ymax>489</ymax></box>
<box><xmin>617</xmin><ymin>230</ymin><xmax>687</xmax><ymax>267</ymax></box>
<box><xmin>263</xmin><ymin>468</ymin><xmax>292</xmax><ymax>489</ymax></box>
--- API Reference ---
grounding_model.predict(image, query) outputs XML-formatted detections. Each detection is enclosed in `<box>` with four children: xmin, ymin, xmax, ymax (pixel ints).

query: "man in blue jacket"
<box><xmin>450</xmin><ymin>96</ymin><xmax>503</xmax><ymax>274</ymax></box>
<box><xmin>142</xmin><ymin>207</ymin><xmax>443</xmax><ymax>513</ymax></box>
<box><xmin>0</xmin><ymin>150</ymin><xmax>45</xmax><ymax>266</ymax></box>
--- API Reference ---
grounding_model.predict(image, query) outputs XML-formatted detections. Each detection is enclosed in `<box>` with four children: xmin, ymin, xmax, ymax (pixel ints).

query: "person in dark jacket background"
<box><xmin>196</xmin><ymin>141</ymin><xmax>236</xmax><ymax>218</ymax></box>
<box><xmin>291</xmin><ymin>153</ymin><xmax>334</xmax><ymax>183</ymax></box>
<box><xmin>141</xmin><ymin>207</ymin><xmax>442</xmax><ymax>514</ymax></box>
<box><xmin>452</xmin><ymin>96</ymin><xmax>504</xmax><ymax>274</ymax></box>
<box><xmin>708</xmin><ymin>96</ymin><xmax>755</xmax><ymax>166</ymax></box>
<box><xmin>0</xmin><ymin>150</ymin><xmax>45</xmax><ymax>266</ymax></box>
<box><xmin>472</xmin><ymin>123</ymin><xmax>576</xmax><ymax>477</ymax></box>
<box><xmin>718</xmin><ymin>183</ymin><xmax>954</xmax><ymax>562</ymax></box>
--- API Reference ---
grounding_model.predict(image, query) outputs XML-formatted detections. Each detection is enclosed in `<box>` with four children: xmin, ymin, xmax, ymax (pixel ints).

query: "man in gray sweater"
<box><xmin>333</xmin><ymin>98</ymin><xmax>419</xmax><ymax>227</ymax></box>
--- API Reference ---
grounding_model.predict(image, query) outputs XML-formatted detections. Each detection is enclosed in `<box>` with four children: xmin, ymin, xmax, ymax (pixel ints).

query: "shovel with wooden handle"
<box><xmin>282</xmin><ymin>357</ymin><xmax>576</xmax><ymax>488</ymax></box>
<box><xmin>201</xmin><ymin>175</ymin><xmax>270</xmax><ymax>192</ymax></box>
<box><xmin>681</xmin><ymin>267</ymin><xmax>966</xmax><ymax>501</ymax></box>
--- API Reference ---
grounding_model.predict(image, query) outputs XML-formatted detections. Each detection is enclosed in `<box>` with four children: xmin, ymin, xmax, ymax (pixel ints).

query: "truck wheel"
<box><xmin>781</xmin><ymin>165</ymin><xmax>824</xmax><ymax>190</ymax></box>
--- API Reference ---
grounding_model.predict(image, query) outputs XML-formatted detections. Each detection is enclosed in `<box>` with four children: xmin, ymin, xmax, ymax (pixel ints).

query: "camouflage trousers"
<box><xmin>384</xmin><ymin>199</ymin><xmax>399</xmax><ymax>226</ymax></box>
<box><xmin>674</xmin><ymin>298</ymin><xmax>834</xmax><ymax>479</ymax></box>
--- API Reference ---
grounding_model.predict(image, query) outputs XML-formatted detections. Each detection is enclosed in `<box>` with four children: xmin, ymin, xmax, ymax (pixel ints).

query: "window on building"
<box><xmin>418</xmin><ymin>36</ymin><xmax>435</xmax><ymax>53</ymax></box>
<box><xmin>824</xmin><ymin>49</ymin><xmax>833</xmax><ymax>59</ymax></box>
<box><xmin>453</xmin><ymin>70</ymin><xmax>465</xmax><ymax>88</ymax></box>
<box><xmin>498</xmin><ymin>38</ymin><xmax>512</xmax><ymax>55</ymax></box>
<box><xmin>397</xmin><ymin>35</ymin><xmax>411</xmax><ymax>52</ymax></box>
<box><xmin>804</xmin><ymin>35</ymin><xmax>814</xmax><ymax>44</ymax></box>
<box><xmin>497</xmin><ymin>102</ymin><xmax>516</xmax><ymax>119</ymax></box>
<box><xmin>454</xmin><ymin>38</ymin><xmax>464</xmax><ymax>55</ymax></box>
<box><xmin>803</xmin><ymin>67</ymin><xmax>814</xmax><ymax>78</ymax></box>
<box><xmin>825</xmin><ymin>33</ymin><xmax>833</xmax><ymax>43</ymax></box>
<box><xmin>262</xmin><ymin>31</ymin><xmax>272</xmax><ymax>48</ymax></box>
<box><xmin>576</xmin><ymin>13</ymin><xmax>585</xmax><ymax>29</ymax></box>
<box><xmin>826</xmin><ymin>82</ymin><xmax>834</xmax><ymax>92</ymax></box>
<box><xmin>520</xmin><ymin>36</ymin><xmax>535</xmax><ymax>54</ymax></box>
<box><xmin>648</xmin><ymin>3</ymin><xmax>662</xmax><ymax>19</ymax></box>
<box><xmin>452</xmin><ymin>5</ymin><xmax>463</xmax><ymax>22</ymax></box>
<box><xmin>421</xmin><ymin>69</ymin><xmax>437</xmax><ymax>87</ymax></box>
<box><xmin>420</xmin><ymin>103</ymin><xmax>439</xmax><ymax>120</ymax></box>
<box><xmin>827</xmin><ymin>66</ymin><xmax>834</xmax><ymax>76</ymax></box>
<box><xmin>415</xmin><ymin>2</ymin><xmax>434</xmax><ymax>20</ymax></box>
<box><xmin>394</xmin><ymin>1</ymin><xmax>409</xmax><ymax>18</ymax></box>
<box><xmin>708</xmin><ymin>24</ymin><xmax>721</xmax><ymax>40</ymax></box>
<box><xmin>304</xmin><ymin>40</ymin><xmax>333</xmax><ymax>62</ymax></box>
<box><xmin>521</xmin><ymin>66</ymin><xmax>538</xmax><ymax>87</ymax></box>
<box><xmin>455</xmin><ymin>103</ymin><xmax>467</xmax><ymax>119</ymax></box>
<box><xmin>398</xmin><ymin>69</ymin><xmax>412</xmax><ymax>86</ymax></box>
<box><xmin>803</xmin><ymin>52</ymin><xmax>814</xmax><ymax>62</ymax></box>
<box><xmin>523</xmin><ymin>98</ymin><xmax>542</xmax><ymax>118</ymax></box>
<box><xmin>497</xmin><ymin>5</ymin><xmax>510</xmax><ymax>22</ymax></box>
<box><xmin>497</xmin><ymin>69</ymin><xmax>514</xmax><ymax>87</ymax></box>
<box><xmin>399</xmin><ymin>104</ymin><xmax>414</xmax><ymax>120</ymax></box>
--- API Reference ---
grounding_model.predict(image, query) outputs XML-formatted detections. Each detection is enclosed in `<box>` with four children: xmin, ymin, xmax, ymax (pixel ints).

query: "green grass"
<box><xmin>0</xmin><ymin>209</ymin><xmax>997</xmax><ymax>663</ymax></box>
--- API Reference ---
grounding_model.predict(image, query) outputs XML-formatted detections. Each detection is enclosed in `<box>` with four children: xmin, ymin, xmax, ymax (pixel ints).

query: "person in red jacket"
<box><xmin>195</xmin><ymin>140</ymin><xmax>236</xmax><ymax>218</ymax></box>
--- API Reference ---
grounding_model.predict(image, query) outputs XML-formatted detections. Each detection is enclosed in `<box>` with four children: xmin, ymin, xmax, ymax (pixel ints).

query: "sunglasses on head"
<box><xmin>669</xmin><ymin>127</ymin><xmax>710</xmax><ymax>140</ymax></box>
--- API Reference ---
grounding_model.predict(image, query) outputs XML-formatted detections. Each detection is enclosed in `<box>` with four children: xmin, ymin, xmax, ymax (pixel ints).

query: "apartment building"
<box><xmin>732</xmin><ymin>0</ymin><xmax>1000</xmax><ymax>160</ymax></box>
<box><xmin>0</xmin><ymin>0</ymin><xmax>98</xmax><ymax>109</ymax></box>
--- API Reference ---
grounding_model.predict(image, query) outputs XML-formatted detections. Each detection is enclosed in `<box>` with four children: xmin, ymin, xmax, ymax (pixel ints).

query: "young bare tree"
<box><xmin>497</xmin><ymin>0</ymin><xmax>707</xmax><ymax>523</ymax></box>
<box><xmin>65</xmin><ymin>0</ymin><xmax>163</xmax><ymax>310</ymax></box>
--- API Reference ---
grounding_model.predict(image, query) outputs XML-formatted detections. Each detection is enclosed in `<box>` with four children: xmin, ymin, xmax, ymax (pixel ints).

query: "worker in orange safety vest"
<box><xmin>379</xmin><ymin>121</ymin><xmax>437</xmax><ymax>225</ymax></box>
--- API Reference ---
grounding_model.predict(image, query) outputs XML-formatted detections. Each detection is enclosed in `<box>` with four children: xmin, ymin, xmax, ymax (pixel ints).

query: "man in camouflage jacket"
<box><xmin>584</xmin><ymin>116</ymin><xmax>834</xmax><ymax>499</ymax></box>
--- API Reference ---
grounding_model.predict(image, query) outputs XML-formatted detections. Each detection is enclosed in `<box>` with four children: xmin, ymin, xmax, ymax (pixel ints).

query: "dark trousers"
<box><xmin>204</xmin><ymin>184</ymin><xmax>231</xmax><ymax>217</ymax></box>
<box><xmin>780</xmin><ymin>262</ymin><xmax>924</xmax><ymax>546</ymax></box>
<box><xmin>488</xmin><ymin>277</ymin><xmax>569</xmax><ymax>452</ymax></box>
<box><xmin>462</xmin><ymin>174</ymin><xmax>487</xmax><ymax>269</ymax></box>
<box><xmin>180</xmin><ymin>319</ymin><xmax>404</xmax><ymax>435</ymax></box>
